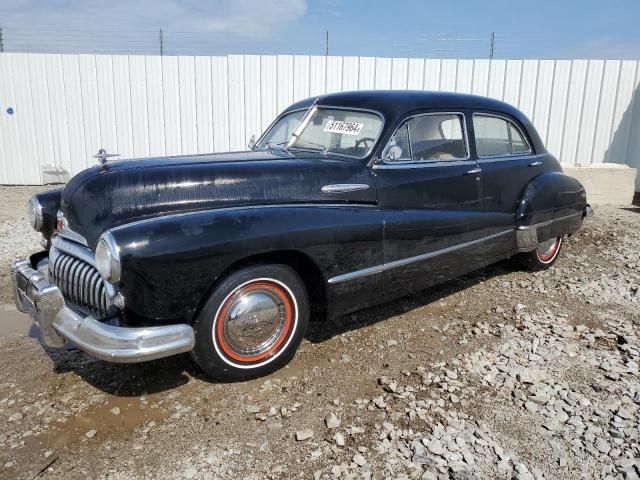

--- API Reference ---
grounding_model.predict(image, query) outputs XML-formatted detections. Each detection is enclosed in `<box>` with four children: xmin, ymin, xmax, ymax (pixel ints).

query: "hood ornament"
<box><xmin>94</xmin><ymin>148</ymin><xmax>119</xmax><ymax>166</ymax></box>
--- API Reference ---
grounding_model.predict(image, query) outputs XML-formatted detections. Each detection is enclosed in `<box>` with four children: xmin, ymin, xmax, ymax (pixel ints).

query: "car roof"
<box><xmin>284</xmin><ymin>90</ymin><xmax>545</xmax><ymax>152</ymax></box>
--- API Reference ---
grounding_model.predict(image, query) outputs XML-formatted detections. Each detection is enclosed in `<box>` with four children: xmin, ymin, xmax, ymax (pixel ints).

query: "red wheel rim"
<box><xmin>536</xmin><ymin>236</ymin><xmax>561</xmax><ymax>263</ymax></box>
<box><xmin>215</xmin><ymin>280</ymin><xmax>294</xmax><ymax>363</ymax></box>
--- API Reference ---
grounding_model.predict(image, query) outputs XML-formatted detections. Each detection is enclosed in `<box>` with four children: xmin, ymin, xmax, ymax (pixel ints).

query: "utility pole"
<box><xmin>489</xmin><ymin>32</ymin><xmax>495</xmax><ymax>60</ymax></box>
<box><xmin>159</xmin><ymin>28</ymin><xmax>164</xmax><ymax>56</ymax></box>
<box><xmin>325</xmin><ymin>30</ymin><xmax>329</xmax><ymax>56</ymax></box>
<box><xmin>0</xmin><ymin>26</ymin><xmax>4</xmax><ymax>53</ymax></box>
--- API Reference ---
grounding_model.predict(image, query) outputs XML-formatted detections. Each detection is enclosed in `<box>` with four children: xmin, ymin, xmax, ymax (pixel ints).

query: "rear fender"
<box><xmin>515</xmin><ymin>172</ymin><xmax>588</xmax><ymax>251</ymax></box>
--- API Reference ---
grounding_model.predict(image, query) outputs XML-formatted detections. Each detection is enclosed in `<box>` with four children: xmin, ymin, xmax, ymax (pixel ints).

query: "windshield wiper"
<box><xmin>290</xmin><ymin>140</ymin><xmax>328</xmax><ymax>157</ymax></box>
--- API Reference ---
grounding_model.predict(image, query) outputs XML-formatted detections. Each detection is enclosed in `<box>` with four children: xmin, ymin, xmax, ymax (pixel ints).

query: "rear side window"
<box><xmin>473</xmin><ymin>114</ymin><xmax>531</xmax><ymax>158</ymax></box>
<box><xmin>382</xmin><ymin>113</ymin><xmax>468</xmax><ymax>162</ymax></box>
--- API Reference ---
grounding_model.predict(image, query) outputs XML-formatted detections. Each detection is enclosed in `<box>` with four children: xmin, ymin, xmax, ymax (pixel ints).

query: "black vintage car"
<box><xmin>12</xmin><ymin>91</ymin><xmax>592</xmax><ymax>380</ymax></box>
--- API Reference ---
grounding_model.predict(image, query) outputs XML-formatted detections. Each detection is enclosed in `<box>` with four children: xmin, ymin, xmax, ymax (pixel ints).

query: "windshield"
<box><xmin>257</xmin><ymin>110</ymin><xmax>306</xmax><ymax>149</ymax></box>
<box><xmin>257</xmin><ymin>107</ymin><xmax>383</xmax><ymax>158</ymax></box>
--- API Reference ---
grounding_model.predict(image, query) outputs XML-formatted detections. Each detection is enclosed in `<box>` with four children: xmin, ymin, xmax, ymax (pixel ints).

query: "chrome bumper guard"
<box><xmin>11</xmin><ymin>259</ymin><xmax>195</xmax><ymax>363</ymax></box>
<box><xmin>584</xmin><ymin>204</ymin><xmax>594</xmax><ymax>219</ymax></box>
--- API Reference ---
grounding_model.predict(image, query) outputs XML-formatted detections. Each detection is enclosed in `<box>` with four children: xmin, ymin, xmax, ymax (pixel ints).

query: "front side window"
<box><xmin>382</xmin><ymin>113</ymin><xmax>468</xmax><ymax>162</ymax></box>
<box><xmin>257</xmin><ymin>110</ymin><xmax>306</xmax><ymax>148</ymax></box>
<box><xmin>473</xmin><ymin>114</ymin><xmax>531</xmax><ymax>158</ymax></box>
<box><xmin>290</xmin><ymin>108</ymin><xmax>383</xmax><ymax>158</ymax></box>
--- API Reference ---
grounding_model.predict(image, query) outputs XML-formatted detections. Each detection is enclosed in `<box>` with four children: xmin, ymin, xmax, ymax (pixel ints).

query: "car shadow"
<box><xmin>306</xmin><ymin>258</ymin><xmax>517</xmax><ymax>343</ymax></box>
<box><xmin>620</xmin><ymin>207</ymin><xmax>640</xmax><ymax>214</ymax></box>
<box><xmin>41</xmin><ymin>259</ymin><xmax>519</xmax><ymax>396</ymax></box>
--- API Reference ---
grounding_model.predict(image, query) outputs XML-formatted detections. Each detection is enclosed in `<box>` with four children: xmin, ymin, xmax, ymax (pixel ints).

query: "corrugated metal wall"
<box><xmin>0</xmin><ymin>53</ymin><xmax>638</xmax><ymax>185</ymax></box>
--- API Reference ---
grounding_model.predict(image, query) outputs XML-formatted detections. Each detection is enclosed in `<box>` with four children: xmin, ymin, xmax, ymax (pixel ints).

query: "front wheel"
<box><xmin>516</xmin><ymin>235</ymin><xmax>564</xmax><ymax>271</ymax></box>
<box><xmin>191</xmin><ymin>264</ymin><xmax>309</xmax><ymax>381</ymax></box>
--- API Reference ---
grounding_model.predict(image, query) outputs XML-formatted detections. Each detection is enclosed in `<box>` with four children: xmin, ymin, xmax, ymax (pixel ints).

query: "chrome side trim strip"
<box><xmin>328</xmin><ymin>229</ymin><xmax>513</xmax><ymax>284</ymax></box>
<box><xmin>321</xmin><ymin>184</ymin><xmax>370</xmax><ymax>194</ymax></box>
<box><xmin>373</xmin><ymin>159</ymin><xmax>478</xmax><ymax>170</ymax></box>
<box><xmin>517</xmin><ymin>211</ymin><xmax>582</xmax><ymax>231</ymax></box>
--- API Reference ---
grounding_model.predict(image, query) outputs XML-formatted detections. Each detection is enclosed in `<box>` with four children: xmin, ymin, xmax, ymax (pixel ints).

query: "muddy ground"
<box><xmin>0</xmin><ymin>186</ymin><xmax>639</xmax><ymax>480</ymax></box>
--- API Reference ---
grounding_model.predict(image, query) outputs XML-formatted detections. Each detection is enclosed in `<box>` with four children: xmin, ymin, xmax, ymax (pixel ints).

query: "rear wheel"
<box><xmin>517</xmin><ymin>236</ymin><xmax>564</xmax><ymax>271</ymax></box>
<box><xmin>191</xmin><ymin>264</ymin><xmax>309</xmax><ymax>380</ymax></box>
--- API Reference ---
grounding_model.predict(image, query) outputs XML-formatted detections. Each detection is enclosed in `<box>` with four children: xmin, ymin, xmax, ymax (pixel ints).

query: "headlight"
<box><xmin>95</xmin><ymin>231</ymin><xmax>121</xmax><ymax>284</ymax></box>
<box><xmin>27</xmin><ymin>196</ymin><xmax>43</xmax><ymax>231</ymax></box>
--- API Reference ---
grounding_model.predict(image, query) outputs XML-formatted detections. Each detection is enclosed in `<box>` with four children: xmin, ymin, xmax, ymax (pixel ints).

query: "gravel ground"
<box><xmin>0</xmin><ymin>185</ymin><xmax>639</xmax><ymax>480</ymax></box>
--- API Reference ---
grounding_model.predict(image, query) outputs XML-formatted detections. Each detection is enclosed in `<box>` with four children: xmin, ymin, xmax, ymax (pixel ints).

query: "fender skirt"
<box><xmin>515</xmin><ymin>172</ymin><xmax>590</xmax><ymax>252</ymax></box>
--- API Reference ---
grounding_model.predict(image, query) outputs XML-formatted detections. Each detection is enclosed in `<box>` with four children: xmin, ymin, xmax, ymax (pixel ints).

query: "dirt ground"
<box><xmin>0</xmin><ymin>186</ymin><xmax>639</xmax><ymax>480</ymax></box>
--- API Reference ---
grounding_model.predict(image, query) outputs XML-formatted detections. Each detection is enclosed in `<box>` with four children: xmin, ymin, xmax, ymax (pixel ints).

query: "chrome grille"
<box><xmin>49</xmin><ymin>249</ymin><xmax>112</xmax><ymax>319</ymax></box>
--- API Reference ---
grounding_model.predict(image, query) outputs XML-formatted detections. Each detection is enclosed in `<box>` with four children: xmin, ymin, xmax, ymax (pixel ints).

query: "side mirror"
<box><xmin>248</xmin><ymin>134</ymin><xmax>257</xmax><ymax>150</ymax></box>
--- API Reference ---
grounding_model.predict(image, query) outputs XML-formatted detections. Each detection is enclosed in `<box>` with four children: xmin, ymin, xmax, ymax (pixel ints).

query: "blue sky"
<box><xmin>1</xmin><ymin>0</ymin><xmax>639</xmax><ymax>58</ymax></box>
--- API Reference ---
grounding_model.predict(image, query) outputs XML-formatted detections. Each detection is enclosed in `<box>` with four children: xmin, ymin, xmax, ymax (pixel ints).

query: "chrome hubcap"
<box><xmin>220</xmin><ymin>286</ymin><xmax>288</xmax><ymax>358</ymax></box>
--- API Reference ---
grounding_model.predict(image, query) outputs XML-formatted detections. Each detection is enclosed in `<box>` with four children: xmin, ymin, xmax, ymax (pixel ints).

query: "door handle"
<box><xmin>466</xmin><ymin>167</ymin><xmax>482</xmax><ymax>175</ymax></box>
<box><xmin>528</xmin><ymin>161</ymin><xmax>543</xmax><ymax>167</ymax></box>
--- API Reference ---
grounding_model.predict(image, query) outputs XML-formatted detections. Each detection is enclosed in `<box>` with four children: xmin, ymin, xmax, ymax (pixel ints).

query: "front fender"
<box><xmin>110</xmin><ymin>205</ymin><xmax>383</xmax><ymax>322</ymax></box>
<box><xmin>515</xmin><ymin>172</ymin><xmax>588</xmax><ymax>250</ymax></box>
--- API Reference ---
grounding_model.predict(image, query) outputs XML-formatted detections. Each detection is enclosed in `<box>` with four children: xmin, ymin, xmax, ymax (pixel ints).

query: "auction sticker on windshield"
<box><xmin>323</xmin><ymin>120</ymin><xmax>364</xmax><ymax>135</ymax></box>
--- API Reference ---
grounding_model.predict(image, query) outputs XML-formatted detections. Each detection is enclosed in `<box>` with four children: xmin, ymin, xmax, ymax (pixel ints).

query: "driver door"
<box><xmin>374</xmin><ymin>111</ymin><xmax>486</xmax><ymax>297</ymax></box>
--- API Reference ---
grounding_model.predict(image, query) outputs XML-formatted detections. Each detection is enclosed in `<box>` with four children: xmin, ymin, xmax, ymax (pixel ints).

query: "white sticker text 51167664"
<box><xmin>323</xmin><ymin>120</ymin><xmax>364</xmax><ymax>136</ymax></box>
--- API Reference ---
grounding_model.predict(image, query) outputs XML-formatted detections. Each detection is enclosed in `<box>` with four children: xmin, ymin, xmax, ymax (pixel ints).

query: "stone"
<box><xmin>426</xmin><ymin>439</ymin><xmax>446</xmax><ymax>456</ymax></box>
<box><xmin>595</xmin><ymin>438</ymin><xmax>611</xmax><ymax>455</ymax></box>
<box><xmin>353</xmin><ymin>454</ymin><xmax>367</xmax><ymax>467</ymax></box>
<box><xmin>296</xmin><ymin>429</ymin><xmax>314</xmax><ymax>441</ymax></box>
<box><xmin>325</xmin><ymin>412</ymin><xmax>341</xmax><ymax>429</ymax></box>
<box><xmin>334</xmin><ymin>432</ymin><xmax>346</xmax><ymax>447</ymax></box>
<box><xmin>182</xmin><ymin>467</ymin><xmax>197</xmax><ymax>479</ymax></box>
<box><xmin>246</xmin><ymin>405</ymin><xmax>261</xmax><ymax>414</ymax></box>
<box><xmin>372</xmin><ymin>396</ymin><xmax>387</xmax><ymax>409</ymax></box>
<box><xmin>525</xmin><ymin>401</ymin><xmax>539</xmax><ymax>414</ymax></box>
<box><xmin>85</xmin><ymin>429</ymin><xmax>97</xmax><ymax>439</ymax></box>
<box><xmin>110</xmin><ymin>407</ymin><xmax>120</xmax><ymax>416</ymax></box>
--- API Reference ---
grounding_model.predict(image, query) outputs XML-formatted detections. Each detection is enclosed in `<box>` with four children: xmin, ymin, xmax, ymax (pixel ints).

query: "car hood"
<box><xmin>60</xmin><ymin>150</ymin><xmax>375</xmax><ymax>247</ymax></box>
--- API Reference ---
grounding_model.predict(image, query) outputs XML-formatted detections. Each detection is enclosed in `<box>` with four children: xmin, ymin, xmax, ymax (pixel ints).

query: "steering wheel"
<box><xmin>355</xmin><ymin>137</ymin><xmax>375</xmax><ymax>150</ymax></box>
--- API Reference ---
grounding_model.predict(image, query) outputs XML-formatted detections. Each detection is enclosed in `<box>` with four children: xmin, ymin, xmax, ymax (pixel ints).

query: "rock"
<box><xmin>182</xmin><ymin>467</ymin><xmax>197</xmax><ymax>479</ymax></box>
<box><xmin>246</xmin><ymin>405</ymin><xmax>261</xmax><ymax>414</ymax></box>
<box><xmin>353</xmin><ymin>454</ymin><xmax>367</xmax><ymax>467</ymax></box>
<box><xmin>445</xmin><ymin>369</ymin><xmax>458</xmax><ymax>380</ymax></box>
<box><xmin>412</xmin><ymin>442</ymin><xmax>431</xmax><ymax>465</ymax></box>
<box><xmin>85</xmin><ymin>429</ymin><xmax>97</xmax><ymax>439</ymax></box>
<box><xmin>334</xmin><ymin>432</ymin><xmax>346</xmax><ymax>447</ymax></box>
<box><xmin>617</xmin><ymin>408</ymin><xmax>634</xmax><ymax>420</ymax></box>
<box><xmin>60</xmin><ymin>392</ymin><xmax>74</xmax><ymax>404</ymax></box>
<box><xmin>372</xmin><ymin>396</ymin><xmax>387</xmax><ymax>409</ymax></box>
<box><xmin>555</xmin><ymin>410</ymin><xmax>569</xmax><ymax>423</ymax></box>
<box><xmin>525</xmin><ymin>401</ymin><xmax>539</xmax><ymax>413</ymax></box>
<box><xmin>325</xmin><ymin>412</ymin><xmax>341</xmax><ymax>429</ymax></box>
<box><xmin>426</xmin><ymin>438</ymin><xmax>446</xmax><ymax>456</ymax></box>
<box><xmin>8</xmin><ymin>413</ymin><xmax>22</xmax><ymax>422</ymax></box>
<box><xmin>595</xmin><ymin>438</ymin><xmax>611</xmax><ymax>454</ymax></box>
<box><xmin>110</xmin><ymin>407</ymin><xmax>120</xmax><ymax>416</ymax></box>
<box><xmin>296</xmin><ymin>429</ymin><xmax>314</xmax><ymax>441</ymax></box>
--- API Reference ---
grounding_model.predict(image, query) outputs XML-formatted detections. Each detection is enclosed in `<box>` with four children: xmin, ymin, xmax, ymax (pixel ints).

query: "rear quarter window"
<box><xmin>473</xmin><ymin>114</ymin><xmax>531</xmax><ymax>158</ymax></box>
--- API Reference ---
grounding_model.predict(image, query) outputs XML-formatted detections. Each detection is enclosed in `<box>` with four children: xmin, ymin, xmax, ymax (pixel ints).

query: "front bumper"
<box><xmin>11</xmin><ymin>258</ymin><xmax>195</xmax><ymax>363</ymax></box>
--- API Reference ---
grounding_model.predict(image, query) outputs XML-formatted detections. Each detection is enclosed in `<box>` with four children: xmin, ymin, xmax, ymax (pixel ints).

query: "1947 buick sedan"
<box><xmin>12</xmin><ymin>91</ymin><xmax>592</xmax><ymax>380</ymax></box>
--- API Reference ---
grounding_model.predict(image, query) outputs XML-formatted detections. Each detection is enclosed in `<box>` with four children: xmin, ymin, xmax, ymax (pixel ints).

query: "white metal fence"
<box><xmin>0</xmin><ymin>53</ymin><xmax>638</xmax><ymax>186</ymax></box>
